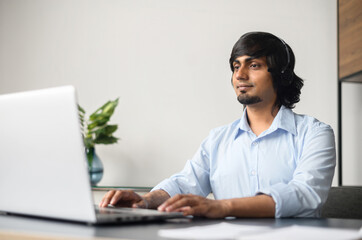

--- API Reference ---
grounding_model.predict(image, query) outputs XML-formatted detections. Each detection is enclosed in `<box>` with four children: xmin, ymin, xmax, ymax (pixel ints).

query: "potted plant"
<box><xmin>78</xmin><ymin>98</ymin><xmax>119</xmax><ymax>185</ymax></box>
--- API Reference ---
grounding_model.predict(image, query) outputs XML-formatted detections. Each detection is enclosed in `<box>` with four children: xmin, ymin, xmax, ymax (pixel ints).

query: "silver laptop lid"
<box><xmin>0</xmin><ymin>86</ymin><xmax>97</xmax><ymax>223</ymax></box>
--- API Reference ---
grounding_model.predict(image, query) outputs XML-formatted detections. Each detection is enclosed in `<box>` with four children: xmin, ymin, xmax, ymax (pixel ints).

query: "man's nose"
<box><xmin>235</xmin><ymin>67</ymin><xmax>248</xmax><ymax>80</ymax></box>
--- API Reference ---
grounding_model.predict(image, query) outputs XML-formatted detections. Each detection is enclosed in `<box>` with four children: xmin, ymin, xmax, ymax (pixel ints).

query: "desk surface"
<box><xmin>0</xmin><ymin>214</ymin><xmax>361</xmax><ymax>240</ymax></box>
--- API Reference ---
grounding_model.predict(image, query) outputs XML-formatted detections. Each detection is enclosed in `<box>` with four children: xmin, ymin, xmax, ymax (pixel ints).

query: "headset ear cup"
<box><xmin>277</xmin><ymin>37</ymin><xmax>293</xmax><ymax>86</ymax></box>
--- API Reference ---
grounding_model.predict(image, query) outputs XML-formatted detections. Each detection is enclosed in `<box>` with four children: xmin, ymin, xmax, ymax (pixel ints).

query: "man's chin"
<box><xmin>237</xmin><ymin>95</ymin><xmax>262</xmax><ymax>105</ymax></box>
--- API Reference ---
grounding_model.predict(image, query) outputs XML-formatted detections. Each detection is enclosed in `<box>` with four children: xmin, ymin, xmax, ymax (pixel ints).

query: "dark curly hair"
<box><xmin>229</xmin><ymin>32</ymin><xmax>304</xmax><ymax>109</ymax></box>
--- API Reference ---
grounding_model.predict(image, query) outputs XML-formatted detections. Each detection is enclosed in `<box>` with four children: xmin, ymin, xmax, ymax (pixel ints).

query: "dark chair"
<box><xmin>321</xmin><ymin>186</ymin><xmax>362</xmax><ymax>219</ymax></box>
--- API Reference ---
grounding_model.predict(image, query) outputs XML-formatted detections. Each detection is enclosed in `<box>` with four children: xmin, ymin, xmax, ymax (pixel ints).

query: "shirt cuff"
<box><xmin>151</xmin><ymin>178</ymin><xmax>181</xmax><ymax>197</ymax></box>
<box><xmin>261</xmin><ymin>182</ymin><xmax>321</xmax><ymax>218</ymax></box>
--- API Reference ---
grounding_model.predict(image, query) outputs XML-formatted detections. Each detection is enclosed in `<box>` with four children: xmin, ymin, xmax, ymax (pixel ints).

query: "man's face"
<box><xmin>232</xmin><ymin>55</ymin><xmax>277</xmax><ymax>107</ymax></box>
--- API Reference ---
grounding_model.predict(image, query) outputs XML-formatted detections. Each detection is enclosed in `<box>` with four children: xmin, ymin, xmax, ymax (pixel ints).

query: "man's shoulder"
<box><xmin>207</xmin><ymin>119</ymin><xmax>241</xmax><ymax>140</ymax></box>
<box><xmin>292</xmin><ymin>111</ymin><xmax>334</xmax><ymax>135</ymax></box>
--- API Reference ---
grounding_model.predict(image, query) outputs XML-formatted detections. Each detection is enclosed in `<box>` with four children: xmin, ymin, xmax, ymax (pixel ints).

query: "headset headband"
<box><xmin>278</xmin><ymin>37</ymin><xmax>290</xmax><ymax>74</ymax></box>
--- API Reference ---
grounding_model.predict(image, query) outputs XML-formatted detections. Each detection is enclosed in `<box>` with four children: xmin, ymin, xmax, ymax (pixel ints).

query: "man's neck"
<box><xmin>246</xmin><ymin>103</ymin><xmax>280</xmax><ymax>136</ymax></box>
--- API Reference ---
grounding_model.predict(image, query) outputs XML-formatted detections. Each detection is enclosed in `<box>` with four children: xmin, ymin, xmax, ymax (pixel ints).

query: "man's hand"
<box><xmin>99</xmin><ymin>190</ymin><xmax>147</xmax><ymax>208</ymax></box>
<box><xmin>157</xmin><ymin>193</ymin><xmax>275</xmax><ymax>218</ymax></box>
<box><xmin>99</xmin><ymin>189</ymin><xmax>171</xmax><ymax>209</ymax></box>
<box><xmin>157</xmin><ymin>194</ymin><xmax>230</xmax><ymax>218</ymax></box>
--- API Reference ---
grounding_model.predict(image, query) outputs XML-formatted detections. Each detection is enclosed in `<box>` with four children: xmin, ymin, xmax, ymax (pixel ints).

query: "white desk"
<box><xmin>0</xmin><ymin>214</ymin><xmax>361</xmax><ymax>240</ymax></box>
<box><xmin>0</xmin><ymin>187</ymin><xmax>359</xmax><ymax>239</ymax></box>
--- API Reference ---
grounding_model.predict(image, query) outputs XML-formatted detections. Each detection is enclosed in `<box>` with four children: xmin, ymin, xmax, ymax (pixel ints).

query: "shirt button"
<box><xmin>251</xmin><ymin>170</ymin><xmax>256</xmax><ymax>176</ymax></box>
<box><xmin>252</xmin><ymin>141</ymin><xmax>258</xmax><ymax>146</ymax></box>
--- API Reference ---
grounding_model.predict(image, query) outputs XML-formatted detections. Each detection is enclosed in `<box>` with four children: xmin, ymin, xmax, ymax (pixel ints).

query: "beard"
<box><xmin>237</xmin><ymin>94</ymin><xmax>262</xmax><ymax>105</ymax></box>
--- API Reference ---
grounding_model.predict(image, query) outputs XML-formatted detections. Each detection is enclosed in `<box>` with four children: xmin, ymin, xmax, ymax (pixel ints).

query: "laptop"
<box><xmin>0</xmin><ymin>86</ymin><xmax>183</xmax><ymax>224</ymax></box>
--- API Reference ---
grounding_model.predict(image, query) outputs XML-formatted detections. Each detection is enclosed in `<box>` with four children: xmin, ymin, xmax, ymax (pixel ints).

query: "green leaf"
<box><xmin>89</xmin><ymin>98</ymin><xmax>119</xmax><ymax>121</ymax></box>
<box><xmin>87</xmin><ymin>117</ymin><xmax>110</xmax><ymax>130</ymax></box>
<box><xmin>78</xmin><ymin>98</ymin><xmax>119</xmax><ymax>147</ymax></box>
<box><xmin>94</xmin><ymin>135</ymin><xmax>119</xmax><ymax>145</ymax></box>
<box><xmin>78</xmin><ymin>104</ymin><xmax>85</xmax><ymax>114</ymax></box>
<box><xmin>103</xmin><ymin>99</ymin><xmax>119</xmax><ymax>114</ymax></box>
<box><xmin>89</xmin><ymin>113</ymin><xmax>111</xmax><ymax>124</ymax></box>
<box><xmin>92</xmin><ymin>125</ymin><xmax>118</xmax><ymax>136</ymax></box>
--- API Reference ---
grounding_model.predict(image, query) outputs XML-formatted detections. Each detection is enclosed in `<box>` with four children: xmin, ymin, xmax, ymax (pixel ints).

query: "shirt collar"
<box><xmin>269</xmin><ymin>105</ymin><xmax>296</xmax><ymax>136</ymax></box>
<box><xmin>239</xmin><ymin>107</ymin><xmax>251</xmax><ymax>132</ymax></box>
<box><xmin>236</xmin><ymin>105</ymin><xmax>296</xmax><ymax>139</ymax></box>
<box><xmin>233</xmin><ymin>108</ymin><xmax>252</xmax><ymax>140</ymax></box>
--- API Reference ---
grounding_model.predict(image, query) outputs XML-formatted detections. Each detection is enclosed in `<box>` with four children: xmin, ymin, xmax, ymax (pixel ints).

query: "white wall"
<box><xmin>1</xmin><ymin>0</ymin><xmax>358</xmax><ymax>187</ymax></box>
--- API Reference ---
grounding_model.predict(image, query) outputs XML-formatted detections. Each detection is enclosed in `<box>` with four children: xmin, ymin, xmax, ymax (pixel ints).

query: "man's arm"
<box><xmin>158</xmin><ymin>193</ymin><xmax>275</xmax><ymax>218</ymax></box>
<box><xmin>99</xmin><ymin>130</ymin><xmax>217</xmax><ymax>210</ymax></box>
<box><xmin>267</xmin><ymin>126</ymin><xmax>336</xmax><ymax>217</ymax></box>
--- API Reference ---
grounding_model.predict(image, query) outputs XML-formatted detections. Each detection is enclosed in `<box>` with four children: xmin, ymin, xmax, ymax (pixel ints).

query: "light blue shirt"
<box><xmin>152</xmin><ymin>106</ymin><xmax>336</xmax><ymax>218</ymax></box>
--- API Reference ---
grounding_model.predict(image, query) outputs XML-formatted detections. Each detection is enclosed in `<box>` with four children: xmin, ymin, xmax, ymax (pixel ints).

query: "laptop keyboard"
<box><xmin>95</xmin><ymin>205</ymin><xmax>170</xmax><ymax>216</ymax></box>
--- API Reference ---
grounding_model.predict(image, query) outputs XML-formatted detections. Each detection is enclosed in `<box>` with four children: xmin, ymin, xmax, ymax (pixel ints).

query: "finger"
<box><xmin>181</xmin><ymin>205</ymin><xmax>204</xmax><ymax>217</ymax></box>
<box><xmin>163</xmin><ymin>195</ymin><xmax>199</xmax><ymax>212</ymax></box>
<box><xmin>182</xmin><ymin>202</ymin><xmax>223</xmax><ymax>218</ymax></box>
<box><xmin>171</xmin><ymin>204</ymin><xmax>204</xmax><ymax>217</ymax></box>
<box><xmin>165</xmin><ymin>197</ymin><xmax>196</xmax><ymax>212</ymax></box>
<box><xmin>112</xmin><ymin>190</ymin><xmax>140</xmax><ymax>207</ymax></box>
<box><xmin>174</xmin><ymin>206</ymin><xmax>192</xmax><ymax>215</ymax></box>
<box><xmin>158</xmin><ymin>194</ymin><xmax>183</xmax><ymax>211</ymax></box>
<box><xmin>180</xmin><ymin>206</ymin><xmax>196</xmax><ymax>216</ymax></box>
<box><xmin>99</xmin><ymin>190</ymin><xmax>116</xmax><ymax>207</ymax></box>
<box><xmin>111</xmin><ymin>191</ymin><xmax>125</xmax><ymax>205</ymax></box>
<box><xmin>100</xmin><ymin>190</ymin><xmax>133</xmax><ymax>207</ymax></box>
<box><xmin>132</xmin><ymin>197</ymin><xmax>148</xmax><ymax>209</ymax></box>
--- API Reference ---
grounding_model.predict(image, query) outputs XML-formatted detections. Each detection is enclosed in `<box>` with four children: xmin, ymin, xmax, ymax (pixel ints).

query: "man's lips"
<box><xmin>237</xmin><ymin>84</ymin><xmax>253</xmax><ymax>92</ymax></box>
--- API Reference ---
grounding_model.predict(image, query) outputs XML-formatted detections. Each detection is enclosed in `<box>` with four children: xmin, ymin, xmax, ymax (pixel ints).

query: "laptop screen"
<box><xmin>0</xmin><ymin>86</ymin><xmax>97</xmax><ymax>223</ymax></box>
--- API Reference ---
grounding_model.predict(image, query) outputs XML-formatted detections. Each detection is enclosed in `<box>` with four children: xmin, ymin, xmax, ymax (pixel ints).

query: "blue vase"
<box><xmin>86</xmin><ymin>147</ymin><xmax>104</xmax><ymax>186</ymax></box>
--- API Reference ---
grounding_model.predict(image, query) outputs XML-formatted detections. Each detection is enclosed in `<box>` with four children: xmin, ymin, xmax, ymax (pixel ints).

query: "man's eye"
<box><xmin>250</xmin><ymin>63</ymin><xmax>261</xmax><ymax>69</ymax></box>
<box><xmin>233</xmin><ymin>65</ymin><xmax>240</xmax><ymax>71</ymax></box>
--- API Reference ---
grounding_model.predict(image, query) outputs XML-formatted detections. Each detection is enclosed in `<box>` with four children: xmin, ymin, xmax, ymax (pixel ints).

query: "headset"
<box><xmin>277</xmin><ymin>37</ymin><xmax>293</xmax><ymax>86</ymax></box>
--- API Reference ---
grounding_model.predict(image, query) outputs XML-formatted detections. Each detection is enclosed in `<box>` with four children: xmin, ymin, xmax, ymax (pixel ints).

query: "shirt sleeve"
<box><xmin>262</xmin><ymin>124</ymin><xmax>336</xmax><ymax>218</ymax></box>
<box><xmin>151</xmin><ymin>134</ymin><xmax>213</xmax><ymax>198</ymax></box>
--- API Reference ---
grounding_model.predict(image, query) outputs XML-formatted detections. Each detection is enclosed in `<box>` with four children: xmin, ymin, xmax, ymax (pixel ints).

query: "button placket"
<box><xmin>250</xmin><ymin>139</ymin><xmax>259</xmax><ymax>194</ymax></box>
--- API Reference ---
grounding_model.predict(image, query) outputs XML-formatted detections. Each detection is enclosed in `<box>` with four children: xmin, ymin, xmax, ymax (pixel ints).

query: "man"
<box><xmin>99</xmin><ymin>32</ymin><xmax>336</xmax><ymax>218</ymax></box>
